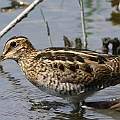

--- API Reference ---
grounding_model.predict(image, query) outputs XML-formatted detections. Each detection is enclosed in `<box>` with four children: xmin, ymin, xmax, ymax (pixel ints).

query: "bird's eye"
<box><xmin>10</xmin><ymin>42</ymin><xmax>16</xmax><ymax>47</ymax></box>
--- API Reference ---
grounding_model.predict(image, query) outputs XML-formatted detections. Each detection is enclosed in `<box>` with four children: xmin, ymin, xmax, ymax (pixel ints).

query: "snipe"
<box><xmin>0</xmin><ymin>36</ymin><xmax>120</xmax><ymax>111</ymax></box>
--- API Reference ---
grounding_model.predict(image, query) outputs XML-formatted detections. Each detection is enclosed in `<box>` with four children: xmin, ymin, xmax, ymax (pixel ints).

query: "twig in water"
<box><xmin>40</xmin><ymin>8</ymin><xmax>53</xmax><ymax>47</ymax></box>
<box><xmin>0</xmin><ymin>0</ymin><xmax>44</xmax><ymax>39</ymax></box>
<box><xmin>78</xmin><ymin>0</ymin><xmax>87</xmax><ymax>48</ymax></box>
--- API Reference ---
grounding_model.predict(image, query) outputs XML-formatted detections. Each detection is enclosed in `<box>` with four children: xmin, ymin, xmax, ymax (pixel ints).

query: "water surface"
<box><xmin>0</xmin><ymin>0</ymin><xmax>120</xmax><ymax>120</ymax></box>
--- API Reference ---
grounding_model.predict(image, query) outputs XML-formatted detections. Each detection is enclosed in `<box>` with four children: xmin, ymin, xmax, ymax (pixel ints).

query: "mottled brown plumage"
<box><xmin>0</xmin><ymin>36</ymin><xmax>120</xmax><ymax>104</ymax></box>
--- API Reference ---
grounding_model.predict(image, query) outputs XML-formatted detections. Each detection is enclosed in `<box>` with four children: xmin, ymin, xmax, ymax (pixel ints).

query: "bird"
<box><xmin>0</xmin><ymin>36</ymin><xmax>120</xmax><ymax>111</ymax></box>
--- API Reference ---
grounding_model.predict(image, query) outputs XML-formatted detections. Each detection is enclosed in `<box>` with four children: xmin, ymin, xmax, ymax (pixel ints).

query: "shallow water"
<box><xmin>0</xmin><ymin>0</ymin><xmax>120</xmax><ymax>120</ymax></box>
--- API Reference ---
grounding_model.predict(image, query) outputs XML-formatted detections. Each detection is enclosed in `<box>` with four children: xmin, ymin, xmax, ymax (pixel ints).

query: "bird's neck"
<box><xmin>17</xmin><ymin>50</ymin><xmax>41</xmax><ymax>82</ymax></box>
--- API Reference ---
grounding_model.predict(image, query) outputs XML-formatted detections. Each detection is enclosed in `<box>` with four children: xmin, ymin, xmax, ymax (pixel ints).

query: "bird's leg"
<box><xmin>69</xmin><ymin>101</ymin><xmax>81</xmax><ymax>113</ymax></box>
<box><xmin>70</xmin><ymin>102</ymin><xmax>80</xmax><ymax>113</ymax></box>
<box><xmin>69</xmin><ymin>101</ymin><xmax>86</xmax><ymax>113</ymax></box>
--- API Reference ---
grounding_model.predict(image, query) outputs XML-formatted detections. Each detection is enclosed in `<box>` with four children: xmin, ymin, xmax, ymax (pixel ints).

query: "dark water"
<box><xmin>0</xmin><ymin>0</ymin><xmax>120</xmax><ymax>120</ymax></box>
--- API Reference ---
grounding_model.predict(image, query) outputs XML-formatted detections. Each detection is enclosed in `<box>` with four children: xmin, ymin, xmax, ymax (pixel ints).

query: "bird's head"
<box><xmin>0</xmin><ymin>36</ymin><xmax>35</xmax><ymax>62</ymax></box>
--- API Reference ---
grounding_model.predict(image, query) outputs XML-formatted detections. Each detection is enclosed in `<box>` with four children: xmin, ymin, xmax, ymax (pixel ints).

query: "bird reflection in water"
<box><xmin>0</xmin><ymin>65</ymin><xmax>20</xmax><ymax>85</ymax></box>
